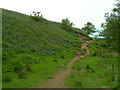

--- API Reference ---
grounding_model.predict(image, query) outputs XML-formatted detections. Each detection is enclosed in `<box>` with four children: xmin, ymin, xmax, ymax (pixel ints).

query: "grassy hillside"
<box><xmin>2</xmin><ymin>9</ymin><xmax>89</xmax><ymax>88</ymax></box>
<box><xmin>65</xmin><ymin>39</ymin><xmax>118</xmax><ymax>88</ymax></box>
<box><xmin>2</xmin><ymin>9</ymin><xmax>80</xmax><ymax>58</ymax></box>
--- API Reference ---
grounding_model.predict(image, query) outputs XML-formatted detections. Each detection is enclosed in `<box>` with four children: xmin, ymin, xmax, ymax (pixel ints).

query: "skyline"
<box><xmin>1</xmin><ymin>0</ymin><xmax>115</xmax><ymax>29</ymax></box>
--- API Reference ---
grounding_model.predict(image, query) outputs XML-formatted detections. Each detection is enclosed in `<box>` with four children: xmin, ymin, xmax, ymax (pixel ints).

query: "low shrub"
<box><xmin>18</xmin><ymin>71</ymin><xmax>26</xmax><ymax>79</ymax></box>
<box><xmin>14</xmin><ymin>61</ymin><xmax>25</xmax><ymax>73</ymax></box>
<box><xmin>74</xmin><ymin>81</ymin><xmax>82</xmax><ymax>87</ymax></box>
<box><xmin>25</xmin><ymin>64</ymin><xmax>32</xmax><ymax>71</ymax></box>
<box><xmin>70</xmin><ymin>74</ymin><xmax>74</xmax><ymax>78</ymax></box>
<box><xmin>91</xmin><ymin>68</ymin><xmax>95</xmax><ymax>73</ymax></box>
<box><xmin>60</xmin><ymin>55</ymin><xmax>65</xmax><ymax>59</ymax></box>
<box><xmin>23</xmin><ymin>55</ymin><xmax>36</xmax><ymax>64</ymax></box>
<box><xmin>3</xmin><ymin>75</ymin><xmax>12</xmax><ymax>82</ymax></box>
<box><xmin>53</xmin><ymin>59</ymin><xmax>58</xmax><ymax>63</ymax></box>
<box><xmin>30</xmin><ymin>11</ymin><xmax>45</xmax><ymax>22</ymax></box>
<box><xmin>86</xmin><ymin>64</ymin><xmax>91</xmax><ymax>69</ymax></box>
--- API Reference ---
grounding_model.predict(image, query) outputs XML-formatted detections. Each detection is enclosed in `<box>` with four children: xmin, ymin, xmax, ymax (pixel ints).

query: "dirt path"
<box><xmin>40</xmin><ymin>39</ymin><xmax>91</xmax><ymax>88</ymax></box>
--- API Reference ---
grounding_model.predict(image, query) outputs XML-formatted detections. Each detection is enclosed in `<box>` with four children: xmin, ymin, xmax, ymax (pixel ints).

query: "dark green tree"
<box><xmin>61</xmin><ymin>18</ymin><xmax>74</xmax><ymax>31</ymax></box>
<box><xmin>30</xmin><ymin>11</ymin><xmax>45</xmax><ymax>22</ymax></box>
<box><xmin>101</xmin><ymin>0</ymin><xmax>120</xmax><ymax>51</ymax></box>
<box><xmin>81</xmin><ymin>22</ymin><xmax>96</xmax><ymax>35</ymax></box>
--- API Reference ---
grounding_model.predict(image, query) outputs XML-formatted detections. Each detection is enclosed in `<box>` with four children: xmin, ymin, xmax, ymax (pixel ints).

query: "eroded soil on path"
<box><xmin>39</xmin><ymin>38</ymin><xmax>91</xmax><ymax>88</ymax></box>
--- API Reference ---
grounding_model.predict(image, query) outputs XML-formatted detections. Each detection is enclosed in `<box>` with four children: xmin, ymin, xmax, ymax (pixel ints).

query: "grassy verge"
<box><xmin>65</xmin><ymin>39</ymin><xmax>118</xmax><ymax>88</ymax></box>
<box><xmin>65</xmin><ymin>56</ymin><xmax>118</xmax><ymax>88</ymax></box>
<box><xmin>2</xmin><ymin>47</ymin><xmax>77</xmax><ymax>88</ymax></box>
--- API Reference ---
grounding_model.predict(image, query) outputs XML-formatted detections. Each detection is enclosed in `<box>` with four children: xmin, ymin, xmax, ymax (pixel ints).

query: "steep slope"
<box><xmin>2</xmin><ymin>9</ymin><xmax>90</xmax><ymax>88</ymax></box>
<box><xmin>2</xmin><ymin>9</ymin><xmax>80</xmax><ymax>58</ymax></box>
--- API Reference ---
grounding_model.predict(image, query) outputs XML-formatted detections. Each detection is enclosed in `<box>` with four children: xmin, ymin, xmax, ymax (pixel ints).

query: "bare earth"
<box><xmin>39</xmin><ymin>39</ymin><xmax>91</xmax><ymax>88</ymax></box>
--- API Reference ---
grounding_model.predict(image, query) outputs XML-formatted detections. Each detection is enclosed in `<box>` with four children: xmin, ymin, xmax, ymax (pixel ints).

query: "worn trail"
<box><xmin>39</xmin><ymin>39</ymin><xmax>91</xmax><ymax>88</ymax></box>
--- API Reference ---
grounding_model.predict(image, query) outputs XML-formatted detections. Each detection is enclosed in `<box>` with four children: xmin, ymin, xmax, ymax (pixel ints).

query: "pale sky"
<box><xmin>1</xmin><ymin>0</ymin><xmax>115</xmax><ymax>29</ymax></box>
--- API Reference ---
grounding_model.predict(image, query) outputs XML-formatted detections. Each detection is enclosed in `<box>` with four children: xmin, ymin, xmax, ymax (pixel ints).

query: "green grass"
<box><xmin>2</xmin><ymin>9</ymin><xmax>80</xmax><ymax>58</ymax></box>
<box><xmin>2</xmin><ymin>9</ymin><xmax>87</xmax><ymax>88</ymax></box>
<box><xmin>65</xmin><ymin>39</ymin><xmax>118</xmax><ymax>88</ymax></box>
<box><xmin>65</xmin><ymin>56</ymin><xmax>118</xmax><ymax>88</ymax></box>
<box><xmin>3</xmin><ymin>47</ymin><xmax>76</xmax><ymax>88</ymax></box>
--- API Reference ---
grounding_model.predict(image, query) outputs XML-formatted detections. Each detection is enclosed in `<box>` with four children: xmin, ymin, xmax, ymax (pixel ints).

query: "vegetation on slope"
<box><xmin>65</xmin><ymin>1</ymin><xmax>119</xmax><ymax>88</ymax></box>
<box><xmin>2</xmin><ymin>9</ymin><xmax>80</xmax><ymax>58</ymax></box>
<box><xmin>2</xmin><ymin>9</ymin><xmax>88</xmax><ymax>88</ymax></box>
<box><xmin>65</xmin><ymin>39</ymin><xmax>118</xmax><ymax>88</ymax></box>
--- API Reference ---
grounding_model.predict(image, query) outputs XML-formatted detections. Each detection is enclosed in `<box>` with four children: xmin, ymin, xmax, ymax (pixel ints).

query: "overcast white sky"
<box><xmin>1</xmin><ymin>0</ymin><xmax>115</xmax><ymax>29</ymax></box>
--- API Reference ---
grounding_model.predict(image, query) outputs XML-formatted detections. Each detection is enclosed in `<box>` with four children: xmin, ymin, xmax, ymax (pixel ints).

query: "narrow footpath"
<box><xmin>40</xmin><ymin>38</ymin><xmax>91</xmax><ymax>88</ymax></box>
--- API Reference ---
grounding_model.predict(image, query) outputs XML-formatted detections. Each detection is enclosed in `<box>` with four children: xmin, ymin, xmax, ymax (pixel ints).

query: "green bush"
<box><xmin>60</xmin><ymin>55</ymin><xmax>65</xmax><ymax>59</ymax></box>
<box><xmin>18</xmin><ymin>71</ymin><xmax>26</xmax><ymax>79</ymax></box>
<box><xmin>14</xmin><ymin>61</ymin><xmax>32</xmax><ymax>73</ymax></box>
<box><xmin>30</xmin><ymin>11</ymin><xmax>45</xmax><ymax>22</ymax></box>
<box><xmin>30</xmin><ymin>16</ymin><xmax>41</xmax><ymax>22</ymax></box>
<box><xmin>61</xmin><ymin>18</ymin><xmax>74</xmax><ymax>31</ymax></box>
<box><xmin>3</xmin><ymin>75</ymin><xmax>12</xmax><ymax>82</ymax></box>
<box><xmin>14</xmin><ymin>61</ymin><xmax>25</xmax><ymax>73</ymax></box>
<box><xmin>23</xmin><ymin>55</ymin><xmax>35</xmax><ymax>64</ymax></box>
<box><xmin>74</xmin><ymin>81</ymin><xmax>82</xmax><ymax>87</ymax></box>
<box><xmin>53</xmin><ymin>59</ymin><xmax>58</xmax><ymax>63</ymax></box>
<box><xmin>86</xmin><ymin>64</ymin><xmax>90</xmax><ymax>69</ymax></box>
<box><xmin>70</xmin><ymin>74</ymin><xmax>74</xmax><ymax>78</ymax></box>
<box><xmin>25</xmin><ymin>64</ymin><xmax>32</xmax><ymax>71</ymax></box>
<box><xmin>91</xmin><ymin>68</ymin><xmax>95</xmax><ymax>73</ymax></box>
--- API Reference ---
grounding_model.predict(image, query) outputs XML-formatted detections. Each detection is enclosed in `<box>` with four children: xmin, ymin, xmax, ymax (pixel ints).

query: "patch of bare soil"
<box><xmin>38</xmin><ymin>39</ymin><xmax>91</xmax><ymax>88</ymax></box>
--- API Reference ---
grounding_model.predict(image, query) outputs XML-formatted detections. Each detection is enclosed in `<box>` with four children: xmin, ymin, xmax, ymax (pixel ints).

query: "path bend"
<box><xmin>39</xmin><ymin>39</ymin><xmax>91</xmax><ymax>88</ymax></box>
